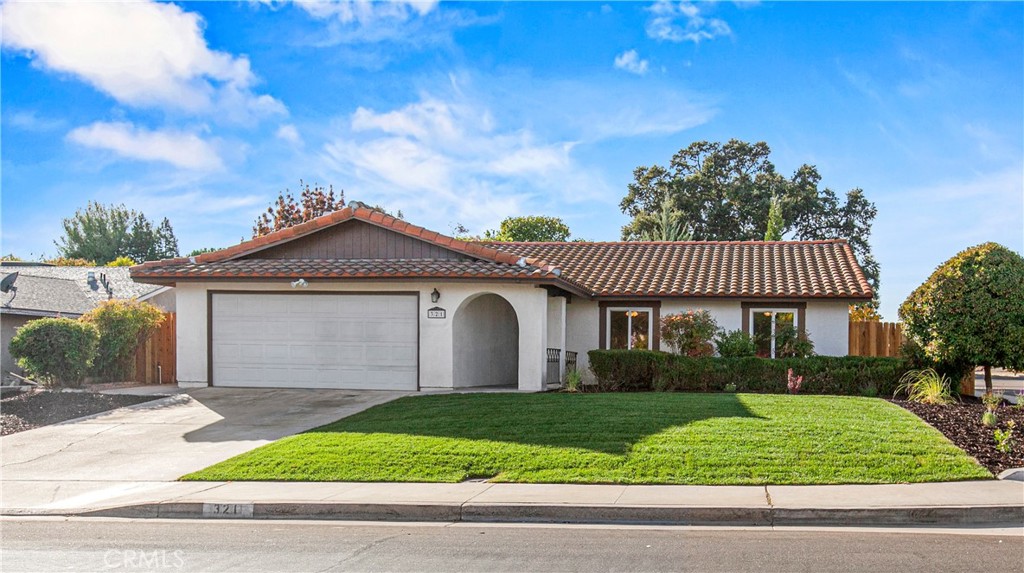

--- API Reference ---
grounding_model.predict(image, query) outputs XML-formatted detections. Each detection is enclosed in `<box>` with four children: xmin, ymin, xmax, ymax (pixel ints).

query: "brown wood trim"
<box><xmin>206</xmin><ymin>290</ymin><xmax>421</xmax><ymax>389</ymax></box>
<box><xmin>740</xmin><ymin>301</ymin><xmax>807</xmax><ymax>335</ymax></box>
<box><xmin>598</xmin><ymin>300</ymin><xmax>662</xmax><ymax>351</ymax></box>
<box><xmin>206</xmin><ymin>290</ymin><xmax>213</xmax><ymax>387</ymax></box>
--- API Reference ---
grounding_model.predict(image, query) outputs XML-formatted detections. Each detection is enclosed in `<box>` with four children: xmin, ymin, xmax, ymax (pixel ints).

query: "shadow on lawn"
<box><xmin>309</xmin><ymin>393</ymin><xmax>762</xmax><ymax>455</ymax></box>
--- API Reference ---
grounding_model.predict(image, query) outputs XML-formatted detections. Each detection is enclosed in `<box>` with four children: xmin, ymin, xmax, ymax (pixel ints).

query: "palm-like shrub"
<box><xmin>893</xmin><ymin>369</ymin><xmax>956</xmax><ymax>405</ymax></box>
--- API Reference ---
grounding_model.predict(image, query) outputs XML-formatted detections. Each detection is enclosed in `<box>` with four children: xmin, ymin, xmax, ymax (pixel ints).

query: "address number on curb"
<box><xmin>202</xmin><ymin>502</ymin><xmax>254</xmax><ymax>518</ymax></box>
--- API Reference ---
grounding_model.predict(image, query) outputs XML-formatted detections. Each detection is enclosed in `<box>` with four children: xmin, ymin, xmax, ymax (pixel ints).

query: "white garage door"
<box><xmin>211</xmin><ymin>293</ymin><xmax>418</xmax><ymax>390</ymax></box>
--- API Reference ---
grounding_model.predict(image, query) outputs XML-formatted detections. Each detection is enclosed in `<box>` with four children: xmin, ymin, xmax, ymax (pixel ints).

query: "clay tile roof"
<box><xmin>130</xmin><ymin>207</ymin><xmax>871</xmax><ymax>300</ymax></box>
<box><xmin>483</xmin><ymin>240</ymin><xmax>872</xmax><ymax>299</ymax></box>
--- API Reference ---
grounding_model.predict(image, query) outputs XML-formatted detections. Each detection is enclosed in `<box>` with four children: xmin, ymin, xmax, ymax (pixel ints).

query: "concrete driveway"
<box><xmin>1</xmin><ymin>388</ymin><xmax>408</xmax><ymax>513</ymax></box>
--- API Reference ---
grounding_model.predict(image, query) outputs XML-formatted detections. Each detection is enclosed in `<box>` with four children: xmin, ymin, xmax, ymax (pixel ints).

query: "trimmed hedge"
<box><xmin>9</xmin><ymin>318</ymin><xmax>99</xmax><ymax>387</ymax></box>
<box><xmin>587</xmin><ymin>350</ymin><xmax>913</xmax><ymax>396</ymax></box>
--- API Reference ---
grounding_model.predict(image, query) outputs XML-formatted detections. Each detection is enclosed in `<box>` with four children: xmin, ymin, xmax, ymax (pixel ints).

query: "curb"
<box><xmin>9</xmin><ymin>501</ymin><xmax>1021</xmax><ymax>527</ymax></box>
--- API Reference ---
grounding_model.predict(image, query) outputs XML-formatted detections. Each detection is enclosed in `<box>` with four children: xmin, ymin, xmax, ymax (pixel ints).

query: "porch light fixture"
<box><xmin>431</xmin><ymin>288</ymin><xmax>441</xmax><ymax>303</ymax></box>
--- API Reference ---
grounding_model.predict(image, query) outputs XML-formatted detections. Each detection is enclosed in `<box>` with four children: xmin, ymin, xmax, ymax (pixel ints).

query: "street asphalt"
<box><xmin>2</xmin><ymin>517</ymin><xmax>1021</xmax><ymax>573</ymax></box>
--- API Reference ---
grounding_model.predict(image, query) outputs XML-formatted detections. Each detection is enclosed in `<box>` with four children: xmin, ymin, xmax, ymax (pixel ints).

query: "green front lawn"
<box><xmin>183</xmin><ymin>393</ymin><xmax>990</xmax><ymax>485</ymax></box>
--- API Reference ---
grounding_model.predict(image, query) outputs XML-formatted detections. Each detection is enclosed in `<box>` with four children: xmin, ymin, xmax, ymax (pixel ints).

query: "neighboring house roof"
<box><xmin>131</xmin><ymin>206</ymin><xmax>872</xmax><ymax>301</ymax></box>
<box><xmin>1</xmin><ymin>265</ymin><xmax>166</xmax><ymax>318</ymax></box>
<box><xmin>485</xmin><ymin>241</ymin><xmax>872</xmax><ymax>299</ymax></box>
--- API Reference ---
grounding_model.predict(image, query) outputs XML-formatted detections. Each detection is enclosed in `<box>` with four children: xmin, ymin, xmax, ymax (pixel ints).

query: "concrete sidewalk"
<box><xmin>3</xmin><ymin>479</ymin><xmax>1022</xmax><ymax>527</ymax></box>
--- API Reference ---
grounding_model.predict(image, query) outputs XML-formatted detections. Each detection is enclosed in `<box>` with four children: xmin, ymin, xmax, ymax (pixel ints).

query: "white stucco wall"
<box><xmin>661</xmin><ymin>300</ymin><xmax>744</xmax><ymax>335</ymax></box>
<box><xmin>805</xmin><ymin>300</ymin><xmax>850</xmax><ymax>356</ymax></box>
<box><xmin>174</xmin><ymin>280</ymin><xmax>549</xmax><ymax>391</ymax></box>
<box><xmin>546</xmin><ymin>296</ymin><xmax>567</xmax><ymax>381</ymax></box>
<box><xmin>565</xmin><ymin>299</ymin><xmax>599</xmax><ymax>377</ymax></box>
<box><xmin>453</xmin><ymin>294</ymin><xmax>519</xmax><ymax>388</ymax></box>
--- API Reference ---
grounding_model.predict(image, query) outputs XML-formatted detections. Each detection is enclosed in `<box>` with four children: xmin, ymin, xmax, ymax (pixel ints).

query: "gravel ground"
<box><xmin>893</xmin><ymin>399</ymin><xmax>1024</xmax><ymax>475</ymax></box>
<box><xmin>0</xmin><ymin>390</ymin><xmax>158</xmax><ymax>436</ymax></box>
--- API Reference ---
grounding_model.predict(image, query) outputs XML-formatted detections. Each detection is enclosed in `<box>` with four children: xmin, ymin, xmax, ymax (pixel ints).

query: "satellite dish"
<box><xmin>0</xmin><ymin>272</ymin><xmax>18</xmax><ymax>294</ymax></box>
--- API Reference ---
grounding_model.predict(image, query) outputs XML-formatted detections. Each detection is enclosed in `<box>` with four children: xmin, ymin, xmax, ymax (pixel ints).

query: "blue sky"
<box><xmin>2</xmin><ymin>1</ymin><xmax>1021</xmax><ymax>319</ymax></box>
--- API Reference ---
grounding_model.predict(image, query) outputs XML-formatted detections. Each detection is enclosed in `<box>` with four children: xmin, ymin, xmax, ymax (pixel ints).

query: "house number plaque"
<box><xmin>427</xmin><ymin>307</ymin><xmax>446</xmax><ymax>319</ymax></box>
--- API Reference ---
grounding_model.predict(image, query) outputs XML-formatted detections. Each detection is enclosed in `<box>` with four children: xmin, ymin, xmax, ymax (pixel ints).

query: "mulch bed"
<box><xmin>892</xmin><ymin>399</ymin><xmax>1024</xmax><ymax>476</ymax></box>
<box><xmin>0</xmin><ymin>390</ymin><xmax>159</xmax><ymax>436</ymax></box>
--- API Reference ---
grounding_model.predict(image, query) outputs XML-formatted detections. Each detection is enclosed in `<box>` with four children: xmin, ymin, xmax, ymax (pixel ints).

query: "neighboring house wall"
<box><xmin>1</xmin><ymin>313</ymin><xmax>32</xmax><ymax>375</ymax></box>
<box><xmin>144</xmin><ymin>288</ymin><xmax>176</xmax><ymax>312</ymax></box>
<box><xmin>175</xmin><ymin>281</ymin><xmax>551</xmax><ymax>391</ymax></box>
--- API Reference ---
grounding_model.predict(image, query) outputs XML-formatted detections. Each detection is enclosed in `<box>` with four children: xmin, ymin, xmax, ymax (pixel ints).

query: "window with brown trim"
<box><xmin>598</xmin><ymin>301</ymin><xmax>661</xmax><ymax>351</ymax></box>
<box><xmin>740</xmin><ymin>302</ymin><xmax>807</xmax><ymax>359</ymax></box>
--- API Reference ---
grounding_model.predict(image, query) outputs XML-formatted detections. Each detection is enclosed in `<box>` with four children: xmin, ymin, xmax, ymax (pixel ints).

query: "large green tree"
<box><xmin>483</xmin><ymin>216</ymin><xmax>573</xmax><ymax>242</ymax></box>
<box><xmin>620</xmin><ymin>139</ymin><xmax>880</xmax><ymax>293</ymax></box>
<box><xmin>56</xmin><ymin>202</ymin><xmax>179</xmax><ymax>264</ymax></box>
<box><xmin>899</xmin><ymin>243</ymin><xmax>1024</xmax><ymax>392</ymax></box>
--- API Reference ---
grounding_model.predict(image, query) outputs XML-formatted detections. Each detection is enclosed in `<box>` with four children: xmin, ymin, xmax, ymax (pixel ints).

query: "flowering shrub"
<box><xmin>661</xmin><ymin>310</ymin><xmax>718</xmax><ymax>357</ymax></box>
<box><xmin>787</xmin><ymin>368</ymin><xmax>803</xmax><ymax>394</ymax></box>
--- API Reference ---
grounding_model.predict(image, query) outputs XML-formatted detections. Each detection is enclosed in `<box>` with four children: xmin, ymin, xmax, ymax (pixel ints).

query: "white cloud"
<box><xmin>645</xmin><ymin>1</ymin><xmax>731</xmax><ymax>43</ymax></box>
<box><xmin>3</xmin><ymin>109</ymin><xmax>66</xmax><ymax>132</ymax></box>
<box><xmin>320</xmin><ymin>94</ymin><xmax>598</xmax><ymax>232</ymax></box>
<box><xmin>2</xmin><ymin>1</ymin><xmax>284</xmax><ymax>121</ymax></box>
<box><xmin>67</xmin><ymin>121</ymin><xmax>223</xmax><ymax>171</ymax></box>
<box><xmin>292</xmin><ymin>0</ymin><xmax>439</xmax><ymax>23</ymax></box>
<box><xmin>276</xmin><ymin>124</ymin><xmax>303</xmax><ymax>145</ymax></box>
<box><xmin>256</xmin><ymin>0</ymin><xmax>487</xmax><ymax>50</ymax></box>
<box><xmin>614</xmin><ymin>50</ymin><xmax>650</xmax><ymax>75</ymax></box>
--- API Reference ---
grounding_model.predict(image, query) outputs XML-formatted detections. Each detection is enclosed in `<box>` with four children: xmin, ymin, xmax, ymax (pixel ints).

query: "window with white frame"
<box><xmin>750</xmin><ymin>309</ymin><xmax>798</xmax><ymax>358</ymax></box>
<box><xmin>607</xmin><ymin>307</ymin><xmax>653</xmax><ymax>350</ymax></box>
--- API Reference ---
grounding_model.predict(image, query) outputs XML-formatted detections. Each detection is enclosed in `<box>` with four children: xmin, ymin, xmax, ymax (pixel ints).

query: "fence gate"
<box><xmin>134</xmin><ymin>312</ymin><xmax>176</xmax><ymax>384</ymax></box>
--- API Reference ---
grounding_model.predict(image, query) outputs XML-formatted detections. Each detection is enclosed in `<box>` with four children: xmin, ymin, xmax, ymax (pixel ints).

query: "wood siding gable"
<box><xmin>241</xmin><ymin>220</ymin><xmax>473</xmax><ymax>260</ymax></box>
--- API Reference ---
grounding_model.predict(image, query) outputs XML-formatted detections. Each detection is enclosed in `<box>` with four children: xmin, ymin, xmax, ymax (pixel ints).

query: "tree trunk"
<box><xmin>984</xmin><ymin>364</ymin><xmax>992</xmax><ymax>393</ymax></box>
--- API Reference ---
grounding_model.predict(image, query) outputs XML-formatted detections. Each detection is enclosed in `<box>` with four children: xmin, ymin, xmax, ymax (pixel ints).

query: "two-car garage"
<box><xmin>210</xmin><ymin>292</ymin><xmax>418</xmax><ymax>390</ymax></box>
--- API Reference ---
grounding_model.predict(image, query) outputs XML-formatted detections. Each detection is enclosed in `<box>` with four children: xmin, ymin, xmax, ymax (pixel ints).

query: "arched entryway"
<box><xmin>453</xmin><ymin>293</ymin><xmax>519</xmax><ymax>388</ymax></box>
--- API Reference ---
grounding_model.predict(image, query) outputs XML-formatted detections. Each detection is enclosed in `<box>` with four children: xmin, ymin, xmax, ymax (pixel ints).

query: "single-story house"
<box><xmin>130</xmin><ymin>206</ymin><xmax>872</xmax><ymax>392</ymax></box>
<box><xmin>1</xmin><ymin>263</ymin><xmax>174</xmax><ymax>375</ymax></box>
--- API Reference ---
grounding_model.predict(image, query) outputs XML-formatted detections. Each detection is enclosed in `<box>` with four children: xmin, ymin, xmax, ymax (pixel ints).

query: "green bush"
<box><xmin>899</xmin><ymin>338</ymin><xmax>973</xmax><ymax>391</ymax></box>
<box><xmin>714</xmin><ymin>329</ymin><xmax>756</xmax><ymax>358</ymax></box>
<box><xmin>775</xmin><ymin>325</ymin><xmax>815</xmax><ymax>358</ymax></box>
<box><xmin>899</xmin><ymin>242</ymin><xmax>1024</xmax><ymax>393</ymax></box>
<box><xmin>587</xmin><ymin>350</ymin><xmax>912</xmax><ymax>396</ymax></box>
<box><xmin>8</xmin><ymin>318</ymin><xmax>99</xmax><ymax>387</ymax></box>
<box><xmin>80</xmin><ymin>299</ymin><xmax>165</xmax><ymax>381</ymax></box>
<box><xmin>661</xmin><ymin>310</ymin><xmax>717</xmax><ymax>357</ymax></box>
<box><xmin>586</xmin><ymin>350</ymin><xmax>668</xmax><ymax>392</ymax></box>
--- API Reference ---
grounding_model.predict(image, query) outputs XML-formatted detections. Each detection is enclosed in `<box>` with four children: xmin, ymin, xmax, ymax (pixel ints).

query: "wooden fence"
<box><xmin>848</xmin><ymin>320</ymin><xmax>903</xmax><ymax>357</ymax></box>
<box><xmin>134</xmin><ymin>312</ymin><xmax>176</xmax><ymax>384</ymax></box>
